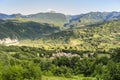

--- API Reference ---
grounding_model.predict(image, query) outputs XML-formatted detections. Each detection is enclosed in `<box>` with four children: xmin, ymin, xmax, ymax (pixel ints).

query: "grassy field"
<box><xmin>42</xmin><ymin>76</ymin><xmax>96</xmax><ymax>80</ymax></box>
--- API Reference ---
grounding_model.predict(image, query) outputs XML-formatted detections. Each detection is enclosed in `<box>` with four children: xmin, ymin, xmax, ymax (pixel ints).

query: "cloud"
<box><xmin>47</xmin><ymin>9</ymin><xmax>56</xmax><ymax>12</ymax></box>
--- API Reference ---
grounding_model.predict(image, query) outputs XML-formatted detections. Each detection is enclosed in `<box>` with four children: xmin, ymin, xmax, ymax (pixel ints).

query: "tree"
<box><xmin>103</xmin><ymin>61</ymin><xmax>120</xmax><ymax>80</ymax></box>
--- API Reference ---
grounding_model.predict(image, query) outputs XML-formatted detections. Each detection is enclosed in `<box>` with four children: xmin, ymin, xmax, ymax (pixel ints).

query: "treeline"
<box><xmin>0</xmin><ymin>45</ymin><xmax>120</xmax><ymax>80</ymax></box>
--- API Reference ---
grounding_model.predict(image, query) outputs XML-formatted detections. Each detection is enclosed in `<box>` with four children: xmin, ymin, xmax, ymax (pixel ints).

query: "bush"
<box><xmin>2</xmin><ymin>62</ymin><xmax>42</xmax><ymax>80</ymax></box>
<box><xmin>53</xmin><ymin>66</ymin><xmax>72</xmax><ymax>77</ymax></box>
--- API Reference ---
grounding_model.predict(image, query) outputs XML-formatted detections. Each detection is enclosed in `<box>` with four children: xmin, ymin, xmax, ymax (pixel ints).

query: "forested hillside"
<box><xmin>1</xmin><ymin>17</ymin><xmax>120</xmax><ymax>52</ymax></box>
<box><xmin>0</xmin><ymin>19</ymin><xmax>59</xmax><ymax>39</ymax></box>
<box><xmin>65</xmin><ymin>12</ymin><xmax>120</xmax><ymax>28</ymax></box>
<box><xmin>20</xmin><ymin>20</ymin><xmax>120</xmax><ymax>52</ymax></box>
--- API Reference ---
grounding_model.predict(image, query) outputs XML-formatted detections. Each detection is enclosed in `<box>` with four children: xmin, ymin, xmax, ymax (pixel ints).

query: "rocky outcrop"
<box><xmin>0</xmin><ymin>38</ymin><xmax>19</xmax><ymax>46</ymax></box>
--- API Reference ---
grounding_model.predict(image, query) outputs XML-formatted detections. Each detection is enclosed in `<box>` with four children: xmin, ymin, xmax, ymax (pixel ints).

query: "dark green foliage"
<box><xmin>74</xmin><ymin>58</ymin><xmax>95</xmax><ymax>76</ymax></box>
<box><xmin>102</xmin><ymin>61</ymin><xmax>120</xmax><ymax>80</ymax></box>
<box><xmin>53</xmin><ymin>66</ymin><xmax>72</xmax><ymax>77</ymax></box>
<box><xmin>110</xmin><ymin>48</ymin><xmax>120</xmax><ymax>62</ymax></box>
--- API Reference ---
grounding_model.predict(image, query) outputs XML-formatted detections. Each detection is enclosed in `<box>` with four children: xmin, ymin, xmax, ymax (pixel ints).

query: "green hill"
<box><xmin>0</xmin><ymin>19</ymin><xmax>59</xmax><ymax>39</ymax></box>
<box><xmin>23</xmin><ymin>20</ymin><xmax>120</xmax><ymax>51</ymax></box>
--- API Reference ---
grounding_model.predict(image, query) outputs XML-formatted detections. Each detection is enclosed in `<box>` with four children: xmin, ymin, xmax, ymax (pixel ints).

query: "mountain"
<box><xmin>0</xmin><ymin>19</ymin><xmax>59</xmax><ymax>40</ymax></box>
<box><xmin>0</xmin><ymin>13</ymin><xmax>26</xmax><ymax>19</ymax></box>
<box><xmin>1</xmin><ymin>11</ymin><xmax>120</xmax><ymax>28</ymax></box>
<box><xmin>65</xmin><ymin>12</ymin><xmax>120</xmax><ymax>28</ymax></box>
<box><xmin>26</xmin><ymin>12</ymin><xmax>68</xmax><ymax>26</ymax></box>
<box><xmin>0</xmin><ymin>13</ymin><xmax>12</xmax><ymax>19</ymax></box>
<box><xmin>0</xmin><ymin>12</ymin><xmax>68</xmax><ymax>27</ymax></box>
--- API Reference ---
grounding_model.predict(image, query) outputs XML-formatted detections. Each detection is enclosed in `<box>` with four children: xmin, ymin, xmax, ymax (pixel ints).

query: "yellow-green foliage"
<box><xmin>42</xmin><ymin>76</ymin><xmax>96</xmax><ymax>80</ymax></box>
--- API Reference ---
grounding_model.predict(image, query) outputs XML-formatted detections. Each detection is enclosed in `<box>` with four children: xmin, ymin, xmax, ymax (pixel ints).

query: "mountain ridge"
<box><xmin>0</xmin><ymin>12</ymin><xmax>68</xmax><ymax>27</ymax></box>
<box><xmin>1</xmin><ymin>11</ymin><xmax>120</xmax><ymax>27</ymax></box>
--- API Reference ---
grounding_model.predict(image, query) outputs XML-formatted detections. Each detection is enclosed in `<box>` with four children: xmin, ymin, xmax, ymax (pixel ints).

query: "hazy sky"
<box><xmin>0</xmin><ymin>0</ymin><xmax>120</xmax><ymax>15</ymax></box>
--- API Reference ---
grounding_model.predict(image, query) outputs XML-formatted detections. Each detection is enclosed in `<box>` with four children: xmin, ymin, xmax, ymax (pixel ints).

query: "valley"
<box><xmin>0</xmin><ymin>11</ymin><xmax>120</xmax><ymax>80</ymax></box>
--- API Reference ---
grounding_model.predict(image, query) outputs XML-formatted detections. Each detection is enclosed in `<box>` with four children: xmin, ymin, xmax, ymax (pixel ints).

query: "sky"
<box><xmin>0</xmin><ymin>0</ymin><xmax>120</xmax><ymax>15</ymax></box>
